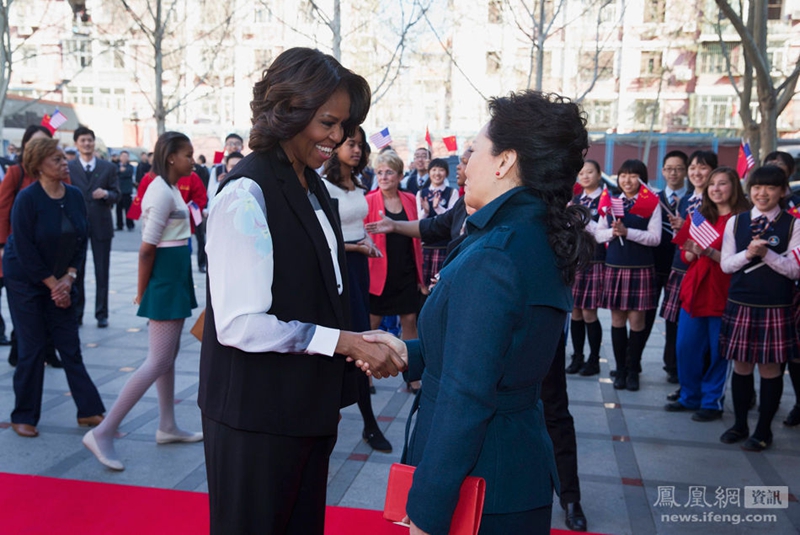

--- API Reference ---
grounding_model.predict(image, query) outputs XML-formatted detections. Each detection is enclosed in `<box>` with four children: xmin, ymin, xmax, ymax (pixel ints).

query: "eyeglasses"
<box><xmin>663</xmin><ymin>167</ymin><xmax>686</xmax><ymax>174</ymax></box>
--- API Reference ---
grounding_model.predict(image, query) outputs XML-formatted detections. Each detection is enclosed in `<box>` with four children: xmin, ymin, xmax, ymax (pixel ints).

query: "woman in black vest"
<box><xmin>199</xmin><ymin>48</ymin><xmax>405</xmax><ymax>534</ymax></box>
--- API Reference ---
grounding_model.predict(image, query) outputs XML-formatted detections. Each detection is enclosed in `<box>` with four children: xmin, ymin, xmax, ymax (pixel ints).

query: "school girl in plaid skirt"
<box><xmin>595</xmin><ymin>160</ymin><xmax>661</xmax><ymax>392</ymax></box>
<box><xmin>719</xmin><ymin>166</ymin><xmax>800</xmax><ymax>452</ymax></box>
<box><xmin>567</xmin><ymin>160</ymin><xmax>606</xmax><ymax>376</ymax></box>
<box><xmin>416</xmin><ymin>158</ymin><xmax>459</xmax><ymax>289</ymax></box>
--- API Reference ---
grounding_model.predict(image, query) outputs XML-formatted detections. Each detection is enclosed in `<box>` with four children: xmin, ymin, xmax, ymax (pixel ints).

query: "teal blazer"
<box><xmin>404</xmin><ymin>187</ymin><xmax>571</xmax><ymax>535</ymax></box>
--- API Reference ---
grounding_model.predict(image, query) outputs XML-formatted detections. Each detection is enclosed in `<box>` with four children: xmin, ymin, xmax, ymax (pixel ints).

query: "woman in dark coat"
<box><xmin>198</xmin><ymin>47</ymin><xmax>405</xmax><ymax>534</ymax></box>
<box><xmin>363</xmin><ymin>91</ymin><xmax>595</xmax><ymax>535</ymax></box>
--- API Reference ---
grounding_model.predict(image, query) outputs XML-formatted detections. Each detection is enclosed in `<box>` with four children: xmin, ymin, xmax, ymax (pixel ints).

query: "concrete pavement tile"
<box><xmin>634</xmin><ymin>442</ymin><xmax>760</xmax><ymax>487</ymax></box>
<box><xmin>571</xmin><ymin>404</ymin><xmax>612</xmax><ymax>435</ymax></box>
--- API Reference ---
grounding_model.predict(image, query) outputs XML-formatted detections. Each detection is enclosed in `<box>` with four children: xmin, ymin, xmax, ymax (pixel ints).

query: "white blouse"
<box><xmin>594</xmin><ymin>194</ymin><xmax>662</xmax><ymax>247</ymax></box>
<box><xmin>205</xmin><ymin>177</ymin><xmax>342</xmax><ymax>357</ymax></box>
<box><xmin>720</xmin><ymin>206</ymin><xmax>800</xmax><ymax>279</ymax></box>
<box><xmin>322</xmin><ymin>178</ymin><xmax>368</xmax><ymax>242</ymax></box>
<box><xmin>140</xmin><ymin>176</ymin><xmax>190</xmax><ymax>246</ymax></box>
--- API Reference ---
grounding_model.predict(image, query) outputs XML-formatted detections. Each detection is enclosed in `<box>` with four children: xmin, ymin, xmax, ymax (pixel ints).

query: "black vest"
<box><xmin>669</xmin><ymin>193</ymin><xmax>695</xmax><ymax>273</ymax></box>
<box><xmin>605</xmin><ymin>204</ymin><xmax>655</xmax><ymax>268</ymax></box>
<box><xmin>198</xmin><ymin>149</ymin><xmax>358</xmax><ymax>436</ymax></box>
<box><xmin>654</xmin><ymin>190</ymin><xmax>678</xmax><ymax>275</ymax></box>
<box><xmin>728</xmin><ymin>211</ymin><xmax>795</xmax><ymax>307</ymax></box>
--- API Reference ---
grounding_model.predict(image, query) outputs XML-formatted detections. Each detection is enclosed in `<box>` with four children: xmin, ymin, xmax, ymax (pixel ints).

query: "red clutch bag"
<box><xmin>383</xmin><ymin>463</ymin><xmax>486</xmax><ymax>535</ymax></box>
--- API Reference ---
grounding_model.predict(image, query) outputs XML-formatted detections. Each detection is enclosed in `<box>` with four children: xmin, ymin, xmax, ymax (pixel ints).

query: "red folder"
<box><xmin>383</xmin><ymin>463</ymin><xmax>485</xmax><ymax>535</ymax></box>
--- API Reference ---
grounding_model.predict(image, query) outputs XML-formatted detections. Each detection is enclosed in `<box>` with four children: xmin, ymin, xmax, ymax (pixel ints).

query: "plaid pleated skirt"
<box><xmin>422</xmin><ymin>246</ymin><xmax>447</xmax><ymax>288</ymax></box>
<box><xmin>659</xmin><ymin>269</ymin><xmax>686</xmax><ymax>323</ymax></box>
<box><xmin>719</xmin><ymin>302</ymin><xmax>799</xmax><ymax>364</ymax></box>
<box><xmin>601</xmin><ymin>265</ymin><xmax>657</xmax><ymax>311</ymax></box>
<box><xmin>572</xmin><ymin>262</ymin><xmax>605</xmax><ymax>310</ymax></box>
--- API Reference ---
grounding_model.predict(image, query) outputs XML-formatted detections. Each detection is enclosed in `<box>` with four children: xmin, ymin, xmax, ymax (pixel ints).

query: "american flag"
<box><xmin>48</xmin><ymin>109</ymin><xmax>67</xmax><ymax>130</ymax></box>
<box><xmin>368</xmin><ymin>127</ymin><xmax>392</xmax><ymax>149</ymax></box>
<box><xmin>736</xmin><ymin>139</ymin><xmax>756</xmax><ymax>179</ymax></box>
<box><xmin>792</xmin><ymin>246</ymin><xmax>800</xmax><ymax>267</ymax></box>
<box><xmin>610</xmin><ymin>196</ymin><xmax>625</xmax><ymax>218</ymax></box>
<box><xmin>689</xmin><ymin>211</ymin><xmax>720</xmax><ymax>250</ymax></box>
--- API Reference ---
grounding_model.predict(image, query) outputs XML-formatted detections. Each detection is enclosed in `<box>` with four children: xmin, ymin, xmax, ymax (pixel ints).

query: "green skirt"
<box><xmin>137</xmin><ymin>245</ymin><xmax>198</xmax><ymax>320</ymax></box>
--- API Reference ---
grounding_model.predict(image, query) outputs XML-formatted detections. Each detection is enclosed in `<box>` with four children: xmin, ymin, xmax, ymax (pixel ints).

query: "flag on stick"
<box><xmin>49</xmin><ymin>109</ymin><xmax>67</xmax><ymax>130</ymax></box>
<box><xmin>442</xmin><ymin>136</ymin><xmax>457</xmax><ymax>152</ymax></box>
<box><xmin>688</xmin><ymin>211</ymin><xmax>720</xmax><ymax>250</ymax></box>
<box><xmin>597</xmin><ymin>187</ymin><xmax>611</xmax><ymax>216</ymax></box>
<box><xmin>736</xmin><ymin>139</ymin><xmax>756</xmax><ymax>180</ymax></box>
<box><xmin>368</xmin><ymin>127</ymin><xmax>392</xmax><ymax>149</ymax></box>
<box><xmin>792</xmin><ymin>246</ymin><xmax>800</xmax><ymax>267</ymax></box>
<box><xmin>629</xmin><ymin>180</ymin><xmax>660</xmax><ymax>218</ymax></box>
<box><xmin>610</xmin><ymin>196</ymin><xmax>625</xmax><ymax>218</ymax></box>
<box><xmin>424</xmin><ymin>126</ymin><xmax>432</xmax><ymax>148</ymax></box>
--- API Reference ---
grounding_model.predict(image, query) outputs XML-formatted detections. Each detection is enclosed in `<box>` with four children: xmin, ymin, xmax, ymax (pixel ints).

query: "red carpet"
<box><xmin>0</xmin><ymin>473</ymin><xmax>605</xmax><ymax>534</ymax></box>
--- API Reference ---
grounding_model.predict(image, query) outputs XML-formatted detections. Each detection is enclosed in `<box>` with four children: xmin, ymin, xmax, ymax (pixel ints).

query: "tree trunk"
<box><xmin>154</xmin><ymin>0</ymin><xmax>166</xmax><ymax>135</ymax></box>
<box><xmin>0</xmin><ymin>1</ymin><xmax>12</xmax><ymax>144</ymax></box>
<box><xmin>332</xmin><ymin>0</ymin><xmax>341</xmax><ymax>61</ymax></box>
<box><xmin>534</xmin><ymin>0</ymin><xmax>544</xmax><ymax>91</ymax></box>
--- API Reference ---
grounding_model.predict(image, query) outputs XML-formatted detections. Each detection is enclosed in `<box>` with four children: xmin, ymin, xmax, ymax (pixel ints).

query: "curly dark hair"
<box><xmin>249</xmin><ymin>48</ymin><xmax>371</xmax><ymax>154</ymax></box>
<box><xmin>486</xmin><ymin>90</ymin><xmax>594</xmax><ymax>284</ymax></box>
<box><xmin>323</xmin><ymin>126</ymin><xmax>370</xmax><ymax>190</ymax></box>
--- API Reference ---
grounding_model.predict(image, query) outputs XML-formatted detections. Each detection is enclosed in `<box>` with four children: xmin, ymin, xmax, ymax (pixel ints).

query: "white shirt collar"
<box><xmin>664</xmin><ymin>185</ymin><xmax>686</xmax><ymax>199</ymax></box>
<box><xmin>582</xmin><ymin>188</ymin><xmax>602</xmax><ymax>200</ymax></box>
<box><xmin>751</xmin><ymin>206</ymin><xmax>782</xmax><ymax>221</ymax></box>
<box><xmin>80</xmin><ymin>156</ymin><xmax>97</xmax><ymax>170</ymax></box>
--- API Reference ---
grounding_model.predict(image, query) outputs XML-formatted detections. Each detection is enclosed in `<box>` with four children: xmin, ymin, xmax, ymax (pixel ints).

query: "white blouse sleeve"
<box><xmin>720</xmin><ymin>216</ymin><xmax>749</xmax><ymax>274</ymax></box>
<box><xmin>594</xmin><ymin>214</ymin><xmax>613</xmax><ymax>244</ymax></box>
<box><xmin>763</xmin><ymin>220</ymin><xmax>800</xmax><ymax>279</ymax></box>
<box><xmin>205</xmin><ymin>178</ymin><xmax>340</xmax><ymax>356</ymax></box>
<box><xmin>625</xmin><ymin>207</ymin><xmax>661</xmax><ymax>247</ymax></box>
<box><xmin>140</xmin><ymin>183</ymin><xmax>172</xmax><ymax>246</ymax></box>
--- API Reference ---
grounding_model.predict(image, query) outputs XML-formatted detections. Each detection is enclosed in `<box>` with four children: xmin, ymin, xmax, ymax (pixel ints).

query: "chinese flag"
<box><xmin>442</xmin><ymin>136</ymin><xmax>457</xmax><ymax>152</ymax></box>
<box><xmin>597</xmin><ymin>187</ymin><xmax>611</xmax><ymax>216</ymax></box>
<box><xmin>213</xmin><ymin>151</ymin><xmax>225</xmax><ymax>164</ymax></box>
<box><xmin>789</xmin><ymin>206</ymin><xmax>800</xmax><ymax>219</ymax></box>
<box><xmin>629</xmin><ymin>181</ymin><xmax>660</xmax><ymax>218</ymax></box>
<box><xmin>424</xmin><ymin>127</ymin><xmax>432</xmax><ymax>148</ymax></box>
<box><xmin>40</xmin><ymin>115</ymin><xmax>56</xmax><ymax>135</ymax></box>
<box><xmin>573</xmin><ymin>182</ymin><xmax>583</xmax><ymax>196</ymax></box>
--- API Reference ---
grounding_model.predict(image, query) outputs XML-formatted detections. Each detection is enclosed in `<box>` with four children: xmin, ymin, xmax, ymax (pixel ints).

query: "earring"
<box><xmin>495</xmin><ymin>171</ymin><xmax>500</xmax><ymax>176</ymax></box>
<box><xmin>169</xmin><ymin>161</ymin><xmax>174</xmax><ymax>165</ymax></box>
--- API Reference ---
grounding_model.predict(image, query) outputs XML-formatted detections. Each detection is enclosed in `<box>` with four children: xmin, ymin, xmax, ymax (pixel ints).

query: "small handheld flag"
<box><xmin>688</xmin><ymin>211</ymin><xmax>720</xmax><ymax>250</ymax></box>
<box><xmin>610</xmin><ymin>197</ymin><xmax>625</xmax><ymax>218</ymax></box>
<box><xmin>792</xmin><ymin>246</ymin><xmax>800</xmax><ymax>268</ymax></box>
<box><xmin>629</xmin><ymin>179</ymin><xmax>660</xmax><ymax>218</ymax></box>
<box><xmin>424</xmin><ymin>126</ymin><xmax>432</xmax><ymax>148</ymax></box>
<box><xmin>40</xmin><ymin>109</ymin><xmax>68</xmax><ymax>135</ymax></box>
<box><xmin>597</xmin><ymin>187</ymin><xmax>611</xmax><ymax>216</ymax></box>
<box><xmin>442</xmin><ymin>136</ymin><xmax>457</xmax><ymax>152</ymax></box>
<box><xmin>369</xmin><ymin>128</ymin><xmax>392</xmax><ymax>149</ymax></box>
<box><xmin>188</xmin><ymin>200</ymin><xmax>203</xmax><ymax>226</ymax></box>
<box><xmin>736</xmin><ymin>139</ymin><xmax>756</xmax><ymax>179</ymax></box>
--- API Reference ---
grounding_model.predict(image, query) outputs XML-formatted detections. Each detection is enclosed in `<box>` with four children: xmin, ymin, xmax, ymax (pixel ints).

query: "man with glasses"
<box><xmin>644</xmin><ymin>150</ymin><xmax>689</xmax><ymax>383</ymax></box>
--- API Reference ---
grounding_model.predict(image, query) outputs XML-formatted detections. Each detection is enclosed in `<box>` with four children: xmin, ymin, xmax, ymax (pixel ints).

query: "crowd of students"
<box><xmin>569</xmin><ymin>149</ymin><xmax>800</xmax><ymax>452</ymax></box>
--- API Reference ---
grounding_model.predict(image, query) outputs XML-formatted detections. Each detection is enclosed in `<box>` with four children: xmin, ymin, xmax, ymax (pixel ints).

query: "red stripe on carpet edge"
<box><xmin>0</xmin><ymin>473</ymin><xmax>611</xmax><ymax>535</ymax></box>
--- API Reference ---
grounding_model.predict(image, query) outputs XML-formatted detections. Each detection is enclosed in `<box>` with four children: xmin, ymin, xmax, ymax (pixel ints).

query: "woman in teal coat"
<box><xmin>363</xmin><ymin>91</ymin><xmax>594</xmax><ymax>535</ymax></box>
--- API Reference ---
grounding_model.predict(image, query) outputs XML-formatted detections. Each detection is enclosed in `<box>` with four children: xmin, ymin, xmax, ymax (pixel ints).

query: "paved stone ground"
<box><xmin>0</xmin><ymin>227</ymin><xmax>798</xmax><ymax>534</ymax></box>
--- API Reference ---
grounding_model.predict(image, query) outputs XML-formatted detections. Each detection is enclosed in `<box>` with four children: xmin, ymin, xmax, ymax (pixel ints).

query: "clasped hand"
<box><xmin>340</xmin><ymin>330</ymin><xmax>408</xmax><ymax>379</ymax></box>
<box><xmin>746</xmin><ymin>239</ymin><xmax>768</xmax><ymax>260</ymax></box>
<box><xmin>611</xmin><ymin>219</ymin><xmax>628</xmax><ymax>237</ymax></box>
<box><xmin>50</xmin><ymin>276</ymin><xmax>72</xmax><ymax>309</ymax></box>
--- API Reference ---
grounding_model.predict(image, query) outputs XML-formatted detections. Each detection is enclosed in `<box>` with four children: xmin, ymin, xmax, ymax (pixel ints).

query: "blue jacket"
<box><xmin>404</xmin><ymin>187</ymin><xmax>570</xmax><ymax>535</ymax></box>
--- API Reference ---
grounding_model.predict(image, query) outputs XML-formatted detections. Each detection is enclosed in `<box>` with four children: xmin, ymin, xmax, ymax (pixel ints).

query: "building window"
<box><xmin>65</xmin><ymin>39</ymin><xmax>93</xmax><ymax>68</ymax></box>
<box><xmin>254</xmin><ymin>49</ymin><xmax>272</xmax><ymax>72</ymax></box>
<box><xmin>584</xmin><ymin>100</ymin><xmax>615</xmax><ymax>129</ymax></box>
<box><xmin>640</xmin><ymin>51</ymin><xmax>662</xmax><ymax>77</ymax></box>
<box><xmin>488</xmin><ymin>0</ymin><xmax>502</xmax><ymax>24</ymax></box>
<box><xmin>698</xmin><ymin>43</ymin><xmax>726</xmax><ymax>75</ymax></box>
<box><xmin>767</xmin><ymin>46</ymin><xmax>786</xmax><ymax>74</ymax></box>
<box><xmin>579</xmin><ymin>51</ymin><xmax>614</xmax><ymax>80</ymax></box>
<box><xmin>486</xmin><ymin>51</ymin><xmax>502</xmax><ymax>75</ymax></box>
<box><xmin>634</xmin><ymin>100</ymin><xmax>659</xmax><ymax>127</ymax></box>
<box><xmin>643</xmin><ymin>0</ymin><xmax>665</xmax><ymax>23</ymax></box>
<box><xmin>768</xmin><ymin>0</ymin><xmax>783</xmax><ymax>20</ymax></box>
<box><xmin>694</xmin><ymin>95</ymin><xmax>737</xmax><ymax>128</ymax></box>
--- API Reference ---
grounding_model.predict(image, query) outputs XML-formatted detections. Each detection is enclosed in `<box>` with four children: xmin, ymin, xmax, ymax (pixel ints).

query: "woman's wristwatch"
<box><xmin>67</xmin><ymin>271</ymin><xmax>77</xmax><ymax>280</ymax></box>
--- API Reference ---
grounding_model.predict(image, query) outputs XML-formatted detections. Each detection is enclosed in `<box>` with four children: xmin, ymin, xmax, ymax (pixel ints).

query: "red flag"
<box><xmin>597</xmin><ymin>187</ymin><xmax>611</xmax><ymax>217</ymax></box>
<box><xmin>789</xmin><ymin>206</ymin><xmax>800</xmax><ymax>219</ymax></box>
<box><xmin>424</xmin><ymin>127</ymin><xmax>432</xmax><ymax>148</ymax></box>
<box><xmin>442</xmin><ymin>136</ymin><xmax>457</xmax><ymax>152</ymax></box>
<box><xmin>736</xmin><ymin>139</ymin><xmax>756</xmax><ymax>180</ymax></box>
<box><xmin>213</xmin><ymin>151</ymin><xmax>225</xmax><ymax>164</ymax></box>
<box><xmin>573</xmin><ymin>182</ymin><xmax>583</xmax><ymax>196</ymax></box>
<box><xmin>629</xmin><ymin>181</ymin><xmax>659</xmax><ymax>218</ymax></box>
<box><xmin>40</xmin><ymin>114</ymin><xmax>56</xmax><ymax>135</ymax></box>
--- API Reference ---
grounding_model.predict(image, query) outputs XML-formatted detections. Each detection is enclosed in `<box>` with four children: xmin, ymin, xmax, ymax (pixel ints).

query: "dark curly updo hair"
<box><xmin>249</xmin><ymin>48</ymin><xmax>371</xmax><ymax>154</ymax></box>
<box><xmin>486</xmin><ymin>91</ymin><xmax>594</xmax><ymax>284</ymax></box>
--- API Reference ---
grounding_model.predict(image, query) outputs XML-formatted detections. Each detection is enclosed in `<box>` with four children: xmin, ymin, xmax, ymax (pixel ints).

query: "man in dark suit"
<box><xmin>68</xmin><ymin>126</ymin><xmax>120</xmax><ymax>328</ymax></box>
<box><xmin>401</xmin><ymin>147</ymin><xmax>430</xmax><ymax>195</ymax></box>
<box><xmin>115</xmin><ymin>150</ymin><xmax>135</xmax><ymax>231</ymax></box>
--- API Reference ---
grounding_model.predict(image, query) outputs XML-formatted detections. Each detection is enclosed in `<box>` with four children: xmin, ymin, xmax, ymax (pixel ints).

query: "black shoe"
<box><xmin>692</xmin><ymin>409</ymin><xmax>723</xmax><ymax>422</ymax></box>
<box><xmin>578</xmin><ymin>358</ymin><xmax>600</xmax><ymax>376</ymax></box>
<box><xmin>565</xmin><ymin>354</ymin><xmax>584</xmax><ymax>374</ymax></box>
<box><xmin>97</xmin><ymin>318</ymin><xmax>109</xmax><ymax>328</ymax></box>
<box><xmin>45</xmin><ymin>356</ymin><xmax>64</xmax><ymax>369</ymax></box>
<box><xmin>613</xmin><ymin>370</ymin><xmax>627</xmax><ymax>389</ymax></box>
<box><xmin>664</xmin><ymin>401</ymin><xmax>693</xmax><ymax>412</ymax></box>
<box><xmin>406</xmin><ymin>382</ymin><xmax>420</xmax><ymax>394</ymax></box>
<box><xmin>116</xmin><ymin>227</ymin><xmax>124</xmax><ymax>231</ymax></box>
<box><xmin>783</xmin><ymin>405</ymin><xmax>800</xmax><ymax>427</ymax></box>
<box><xmin>369</xmin><ymin>385</ymin><xmax>376</xmax><ymax>395</ymax></box>
<box><xmin>0</xmin><ymin>335</ymin><xmax>10</xmax><ymax>346</ymax></box>
<box><xmin>741</xmin><ymin>435</ymin><xmax>772</xmax><ymax>452</ymax></box>
<box><xmin>610</xmin><ymin>369</ymin><xmax>617</xmax><ymax>378</ymax></box>
<box><xmin>8</xmin><ymin>355</ymin><xmax>16</xmax><ymax>367</ymax></box>
<box><xmin>362</xmin><ymin>429</ymin><xmax>392</xmax><ymax>453</ymax></box>
<box><xmin>626</xmin><ymin>372</ymin><xmax>640</xmax><ymax>391</ymax></box>
<box><xmin>563</xmin><ymin>502</ymin><xmax>587</xmax><ymax>532</ymax></box>
<box><xmin>720</xmin><ymin>426</ymin><xmax>749</xmax><ymax>444</ymax></box>
<box><xmin>666</xmin><ymin>372</ymin><xmax>679</xmax><ymax>384</ymax></box>
<box><xmin>666</xmin><ymin>388</ymin><xmax>681</xmax><ymax>402</ymax></box>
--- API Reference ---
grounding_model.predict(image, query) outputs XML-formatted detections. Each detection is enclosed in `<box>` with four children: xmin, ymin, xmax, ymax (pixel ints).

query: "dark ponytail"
<box><xmin>486</xmin><ymin>91</ymin><xmax>595</xmax><ymax>284</ymax></box>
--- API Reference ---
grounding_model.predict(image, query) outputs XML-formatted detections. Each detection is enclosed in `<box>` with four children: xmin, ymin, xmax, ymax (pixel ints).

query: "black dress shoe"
<box><xmin>741</xmin><ymin>435</ymin><xmax>772</xmax><ymax>452</ymax></box>
<box><xmin>578</xmin><ymin>356</ymin><xmax>600</xmax><ymax>376</ymax></box>
<box><xmin>97</xmin><ymin>318</ymin><xmax>109</xmax><ymax>328</ymax></box>
<box><xmin>720</xmin><ymin>426</ymin><xmax>749</xmax><ymax>444</ymax></box>
<box><xmin>362</xmin><ymin>429</ymin><xmax>392</xmax><ymax>453</ymax></box>
<box><xmin>369</xmin><ymin>385</ymin><xmax>376</xmax><ymax>395</ymax></box>
<box><xmin>664</xmin><ymin>401</ymin><xmax>693</xmax><ymax>412</ymax></box>
<box><xmin>564</xmin><ymin>502</ymin><xmax>587</xmax><ymax>532</ymax></box>
<box><xmin>666</xmin><ymin>371</ymin><xmax>679</xmax><ymax>384</ymax></box>
<box><xmin>613</xmin><ymin>370</ymin><xmax>627</xmax><ymax>389</ymax></box>
<box><xmin>692</xmin><ymin>409</ymin><xmax>723</xmax><ymax>422</ymax></box>
<box><xmin>783</xmin><ymin>405</ymin><xmax>800</xmax><ymax>427</ymax></box>
<box><xmin>626</xmin><ymin>372</ymin><xmax>639</xmax><ymax>391</ymax></box>
<box><xmin>565</xmin><ymin>354</ymin><xmax>584</xmax><ymax>374</ymax></box>
<box><xmin>666</xmin><ymin>388</ymin><xmax>681</xmax><ymax>401</ymax></box>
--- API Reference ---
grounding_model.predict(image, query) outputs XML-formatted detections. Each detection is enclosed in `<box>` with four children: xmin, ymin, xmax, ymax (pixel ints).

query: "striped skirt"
<box><xmin>572</xmin><ymin>262</ymin><xmax>605</xmax><ymax>310</ymax></box>
<box><xmin>659</xmin><ymin>269</ymin><xmax>686</xmax><ymax>323</ymax></box>
<box><xmin>601</xmin><ymin>265</ymin><xmax>657</xmax><ymax>311</ymax></box>
<box><xmin>422</xmin><ymin>246</ymin><xmax>447</xmax><ymax>288</ymax></box>
<box><xmin>719</xmin><ymin>302</ymin><xmax>799</xmax><ymax>364</ymax></box>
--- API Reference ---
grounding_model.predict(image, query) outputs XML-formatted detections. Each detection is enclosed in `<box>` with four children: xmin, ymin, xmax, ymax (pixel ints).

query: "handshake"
<box><xmin>337</xmin><ymin>330</ymin><xmax>408</xmax><ymax>379</ymax></box>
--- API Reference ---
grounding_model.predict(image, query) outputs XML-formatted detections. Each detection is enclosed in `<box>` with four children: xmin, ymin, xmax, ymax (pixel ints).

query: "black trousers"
<box><xmin>479</xmin><ymin>505</ymin><xmax>552</xmax><ymax>535</ymax></box>
<box><xmin>75</xmin><ymin>237</ymin><xmax>111</xmax><ymax>322</ymax></box>
<box><xmin>195</xmin><ymin>220</ymin><xmax>207</xmax><ymax>269</ymax></box>
<box><xmin>542</xmin><ymin>333</ymin><xmax>580</xmax><ymax>508</ymax></box>
<box><xmin>6</xmin><ymin>278</ymin><xmax>104</xmax><ymax>425</ymax></box>
<box><xmin>115</xmin><ymin>193</ymin><xmax>134</xmax><ymax>229</ymax></box>
<box><xmin>202</xmin><ymin>416</ymin><xmax>336</xmax><ymax>535</ymax></box>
